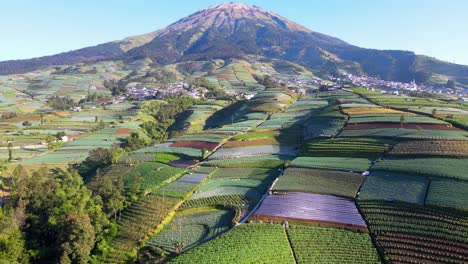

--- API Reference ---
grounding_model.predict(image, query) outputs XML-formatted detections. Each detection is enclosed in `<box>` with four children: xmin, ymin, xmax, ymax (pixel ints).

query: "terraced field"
<box><xmin>290</xmin><ymin>156</ymin><xmax>373</xmax><ymax>172</ymax></box>
<box><xmin>167</xmin><ymin>224</ymin><xmax>295</xmax><ymax>263</ymax></box>
<box><xmin>426</xmin><ymin>178</ymin><xmax>468</xmax><ymax>211</ymax></box>
<box><xmin>272</xmin><ymin>168</ymin><xmax>364</xmax><ymax>198</ymax></box>
<box><xmin>302</xmin><ymin>137</ymin><xmax>393</xmax><ymax>159</ymax></box>
<box><xmin>389</xmin><ymin>140</ymin><xmax>468</xmax><ymax>156</ymax></box>
<box><xmin>372</xmin><ymin>157</ymin><xmax>468</xmax><ymax>180</ymax></box>
<box><xmin>359</xmin><ymin>201</ymin><xmax>468</xmax><ymax>264</ymax></box>
<box><xmin>358</xmin><ymin>170</ymin><xmax>429</xmax><ymax>205</ymax></box>
<box><xmin>287</xmin><ymin>226</ymin><xmax>380</xmax><ymax>264</ymax></box>
<box><xmin>147</xmin><ymin>209</ymin><xmax>234</xmax><ymax>253</ymax></box>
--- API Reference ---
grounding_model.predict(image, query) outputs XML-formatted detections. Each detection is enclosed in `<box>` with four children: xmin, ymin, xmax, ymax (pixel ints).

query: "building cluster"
<box><xmin>278</xmin><ymin>77</ymin><xmax>328</xmax><ymax>87</ymax></box>
<box><xmin>124</xmin><ymin>82</ymin><xmax>208</xmax><ymax>100</ymax></box>
<box><xmin>344</xmin><ymin>74</ymin><xmax>468</xmax><ymax>98</ymax></box>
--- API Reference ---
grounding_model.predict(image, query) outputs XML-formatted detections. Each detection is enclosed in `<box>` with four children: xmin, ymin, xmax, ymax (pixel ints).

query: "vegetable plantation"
<box><xmin>167</xmin><ymin>224</ymin><xmax>296</xmax><ymax>264</ymax></box>
<box><xmin>287</xmin><ymin>225</ymin><xmax>380</xmax><ymax>264</ymax></box>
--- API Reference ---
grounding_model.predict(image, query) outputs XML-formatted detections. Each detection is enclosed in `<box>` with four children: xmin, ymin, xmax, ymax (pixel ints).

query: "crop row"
<box><xmin>273</xmin><ymin>168</ymin><xmax>364</xmax><ymax>198</ymax></box>
<box><xmin>287</xmin><ymin>226</ymin><xmax>380</xmax><ymax>264</ymax></box>
<box><xmin>359</xmin><ymin>201</ymin><xmax>468</xmax><ymax>264</ymax></box>
<box><xmin>167</xmin><ymin>224</ymin><xmax>295</xmax><ymax>263</ymax></box>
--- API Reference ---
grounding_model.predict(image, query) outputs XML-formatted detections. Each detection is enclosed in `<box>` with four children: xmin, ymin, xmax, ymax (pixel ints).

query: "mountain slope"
<box><xmin>1</xmin><ymin>2</ymin><xmax>467</xmax><ymax>86</ymax></box>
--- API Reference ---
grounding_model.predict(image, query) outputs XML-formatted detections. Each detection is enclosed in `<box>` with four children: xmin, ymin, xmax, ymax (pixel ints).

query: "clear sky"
<box><xmin>1</xmin><ymin>0</ymin><xmax>467</xmax><ymax>65</ymax></box>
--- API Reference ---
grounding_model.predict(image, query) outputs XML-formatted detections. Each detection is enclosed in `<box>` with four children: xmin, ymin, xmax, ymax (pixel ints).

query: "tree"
<box><xmin>40</xmin><ymin>113</ymin><xmax>44</xmax><ymax>125</ymax></box>
<box><xmin>432</xmin><ymin>108</ymin><xmax>437</xmax><ymax>116</ymax></box>
<box><xmin>400</xmin><ymin>115</ymin><xmax>406</xmax><ymax>129</ymax></box>
<box><xmin>11</xmin><ymin>168</ymin><xmax>107</xmax><ymax>263</ymax></box>
<box><xmin>58</xmin><ymin>212</ymin><xmax>95</xmax><ymax>264</ymax></box>
<box><xmin>126</xmin><ymin>132</ymin><xmax>148</xmax><ymax>151</ymax></box>
<box><xmin>0</xmin><ymin>208</ymin><xmax>28</xmax><ymax>263</ymax></box>
<box><xmin>22</xmin><ymin>121</ymin><xmax>32</xmax><ymax>127</ymax></box>
<box><xmin>446</xmin><ymin>80</ymin><xmax>456</xmax><ymax>88</ymax></box>
<box><xmin>7</xmin><ymin>142</ymin><xmax>13</xmax><ymax>162</ymax></box>
<box><xmin>80</xmin><ymin>147</ymin><xmax>114</xmax><ymax>175</ymax></box>
<box><xmin>90</xmin><ymin>176</ymin><xmax>125</xmax><ymax>219</ymax></box>
<box><xmin>98</xmin><ymin>119</ymin><xmax>105</xmax><ymax>130</ymax></box>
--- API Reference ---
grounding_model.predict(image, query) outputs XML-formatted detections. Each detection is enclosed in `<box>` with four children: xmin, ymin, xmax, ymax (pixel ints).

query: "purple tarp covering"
<box><xmin>253</xmin><ymin>192</ymin><xmax>367</xmax><ymax>228</ymax></box>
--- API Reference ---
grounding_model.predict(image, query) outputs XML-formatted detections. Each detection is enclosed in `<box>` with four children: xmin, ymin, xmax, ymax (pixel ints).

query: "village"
<box><xmin>343</xmin><ymin>74</ymin><xmax>468</xmax><ymax>99</ymax></box>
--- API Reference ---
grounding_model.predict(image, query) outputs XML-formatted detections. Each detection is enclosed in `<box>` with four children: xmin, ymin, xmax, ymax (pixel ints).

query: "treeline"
<box><xmin>2</xmin><ymin>167</ymin><xmax>108</xmax><ymax>263</ymax></box>
<box><xmin>140</xmin><ymin>96</ymin><xmax>197</xmax><ymax>143</ymax></box>
<box><xmin>46</xmin><ymin>96</ymin><xmax>77</xmax><ymax>111</ymax></box>
<box><xmin>0</xmin><ymin>146</ymin><xmax>141</xmax><ymax>263</ymax></box>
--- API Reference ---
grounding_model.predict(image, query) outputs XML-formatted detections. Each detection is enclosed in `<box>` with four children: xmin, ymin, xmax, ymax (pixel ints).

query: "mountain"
<box><xmin>1</xmin><ymin>2</ymin><xmax>467</xmax><ymax>86</ymax></box>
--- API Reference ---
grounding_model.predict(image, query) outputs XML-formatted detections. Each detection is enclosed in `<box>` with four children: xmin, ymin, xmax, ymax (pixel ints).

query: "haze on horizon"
<box><xmin>1</xmin><ymin>0</ymin><xmax>467</xmax><ymax>65</ymax></box>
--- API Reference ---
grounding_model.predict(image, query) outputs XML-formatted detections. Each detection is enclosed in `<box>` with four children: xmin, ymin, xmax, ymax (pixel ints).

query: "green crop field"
<box><xmin>340</xmin><ymin>128</ymin><xmax>468</xmax><ymax>140</ymax></box>
<box><xmin>290</xmin><ymin>157</ymin><xmax>373</xmax><ymax>172</ymax></box>
<box><xmin>287</xmin><ymin>225</ymin><xmax>380</xmax><ymax>264</ymax></box>
<box><xmin>147</xmin><ymin>208</ymin><xmax>234</xmax><ymax>253</ymax></box>
<box><xmin>358</xmin><ymin>170</ymin><xmax>429</xmax><ymax>205</ymax></box>
<box><xmin>426</xmin><ymin>178</ymin><xmax>468</xmax><ymax>212</ymax></box>
<box><xmin>302</xmin><ymin>137</ymin><xmax>393</xmax><ymax>159</ymax></box>
<box><xmin>106</xmin><ymin>195</ymin><xmax>182</xmax><ymax>263</ymax></box>
<box><xmin>167</xmin><ymin>224</ymin><xmax>295</xmax><ymax>263</ymax></box>
<box><xmin>372</xmin><ymin>157</ymin><xmax>468</xmax><ymax>180</ymax></box>
<box><xmin>124</xmin><ymin>162</ymin><xmax>185</xmax><ymax>193</ymax></box>
<box><xmin>359</xmin><ymin>201</ymin><xmax>468</xmax><ymax>264</ymax></box>
<box><xmin>273</xmin><ymin>168</ymin><xmax>364</xmax><ymax>198</ymax></box>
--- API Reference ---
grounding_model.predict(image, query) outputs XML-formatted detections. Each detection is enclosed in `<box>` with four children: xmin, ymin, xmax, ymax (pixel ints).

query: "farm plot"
<box><xmin>358</xmin><ymin>170</ymin><xmax>429</xmax><ymax>205</ymax></box>
<box><xmin>359</xmin><ymin>201</ymin><xmax>468</xmax><ymax>264</ymax></box>
<box><xmin>345</xmin><ymin>123</ymin><xmax>459</xmax><ymax>130</ymax></box>
<box><xmin>287</xmin><ymin>226</ymin><xmax>380</xmax><ymax>264</ymax></box>
<box><xmin>180</xmin><ymin>194</ymin><xmax>251</xmax><ymax>210</ymax></box>
<box><xmin>303</xmin><ymin>116</ymin><xmax>345</xmax><ymax>139</ymax></box>
<box><xmin>106</xmin><ymin>195</ymin><xmax>182</xmax><ymax>263</ymax></box>
<box><xmin>169</xmin><ymin>141</ymin><xmax>219</xmax><ymax>151</ymax></box>
<box><xmin>302</xmin><ymin>138</ymin><xmax>393</xmax><ymax>159</ymax></box>
<box><xmin>426</xmin><ymin>178</ymin><xmax>468</xmax><ymax>211</ymax></box>
<box><xmin>372</xmin><ymin>157</ymin><xmax>468</xmax><ymax>180</ymax></box>
<box><xmin>124</xmin><ymin>162</ymin><xmax>185</xmax><ymax>193</ymax></box>
<box><xmin>208</xmin><ymin>145</ymin><xmax>298</xmax><ymax>160</ymax></box>
<box><xmin>153</xmin><ymin>172</ymin><xmax>210</xmax><ymax>198</ymax></box>
<box><xmin>252</xmin><ymin>192</ymin><xmax>367</xmax><ymax>230</ymax></box>
<box><xmin>167</xmin><ymin>223</ymin><xmax>295</xmax><ymax>264</ymax></box>
<box><xmin>340</xmin><ymin>127</ymin><xmax>468</xmax><ymax>140</ymax></box>
<box><xmin>342</xmin><ymin>107</ymin><xmax>407</xmax><ymax>115</ymax></box>
<box><xmin>147</xmin><ymin>209</ymin><xmax>234</xmax><ymax>253</ymax></box>
<box><xmin>290</xmin><ymin>157</ymin><xmax>373</xmax><ymax>172</ymax></box>
<box><xmin>348</xmin><ymin>114</ymin><xmax>447</xmax><ymax>124</ymax></box>
<box><xmin>22</xmin><ymin>127</ymin><xmax>128</xmax><ymax>165</ymax></box>
<box><xmin>389</xmin><ymin>140</ymin><xmax>468</xmax><ymax>156</ymax></box>
<box><xmin>131</xmin><ymin>146</ymin><xmax>204</xmax><ymax>159</ymax></box>
<box><xmin>211</xmin><ymin>167</ymin><xmax>281</xmax><ymax>181</ymax></box>
<box><xmin>272</xmin><ymin>168</ymin><xmax>365</xmax><ymax>198</ymax></box>
<box><xmin>203</xmin><ymin>155</ymin><xmax>290</xmax><ymax>168</ymax></box>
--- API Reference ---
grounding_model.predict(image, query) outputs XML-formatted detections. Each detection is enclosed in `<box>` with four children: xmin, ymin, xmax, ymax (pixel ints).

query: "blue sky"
<box><xmin>1</xmin><ymin>0</ymin><xmax>467</xmax><ymax>64</ymax></box>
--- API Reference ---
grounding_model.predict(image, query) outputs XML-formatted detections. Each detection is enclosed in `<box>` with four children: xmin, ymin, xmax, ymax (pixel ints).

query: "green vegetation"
<box><xmin>340</xmin><ymin>127</ymin><xmax>468</xmax><ymax>140</ymax></box>
<box><xmin>167</xmin><ymin>224</ymin><xmax>295</xmax><ymax>263</ymax></box>
<box><xmin>426</xmin><ymin>178</ymin><xmax>468</xmax><ymax>211</ymax></box>
<box><xmin>273</xmin><ymin>168</ymin><xmax>364</xmax><ymax>198</ymax></box>
<box><xmin>106</xmin><ymin>195</ymin><xmax>182</xmax><ymax>263</ymax></box>
<box><xmin>359</xmin><ymin>201</ymin><xmax>468</xmax><ymax>264</ymax></box>
<box><xmin>287</xmin><ymin>225</ymin><xmax>380</xmax><ymax>264</ymax></box>
<box><xmin>302</xmin><ymin>138</ymin><xmax>393</xmax><ymax>159</ymax></box>
<box><xmin>373</xmin><ymin>157</ymin><xmax>468</xmax><ymax>180</ymax></box>
<box><xmin>204</xmin><ymin>155</ymin><xmax>290</xmax><ymax>168</ymax></box>
<box><xmin>290</xmin><ymin>157</ymin><xmax>373</xmax><ymax>172</ymax></box>
<box><xmin>146</xmin><ymin>209</ymin><xmax>234</xmax><ymax>254</ymax></box>
<box><xmin>358</xmin><ymin>171</ymin><xmax>429</xmax><ymax>205</ymax></box>
<box><xmin>180</xmin><ymin>194</ymin><xmax>251</xmax><ymax>210</ymax></box>
<box><xmin>123</xmin><ymin>162</ymin><xmax>185</xmax><ymax>193</ymax></box>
